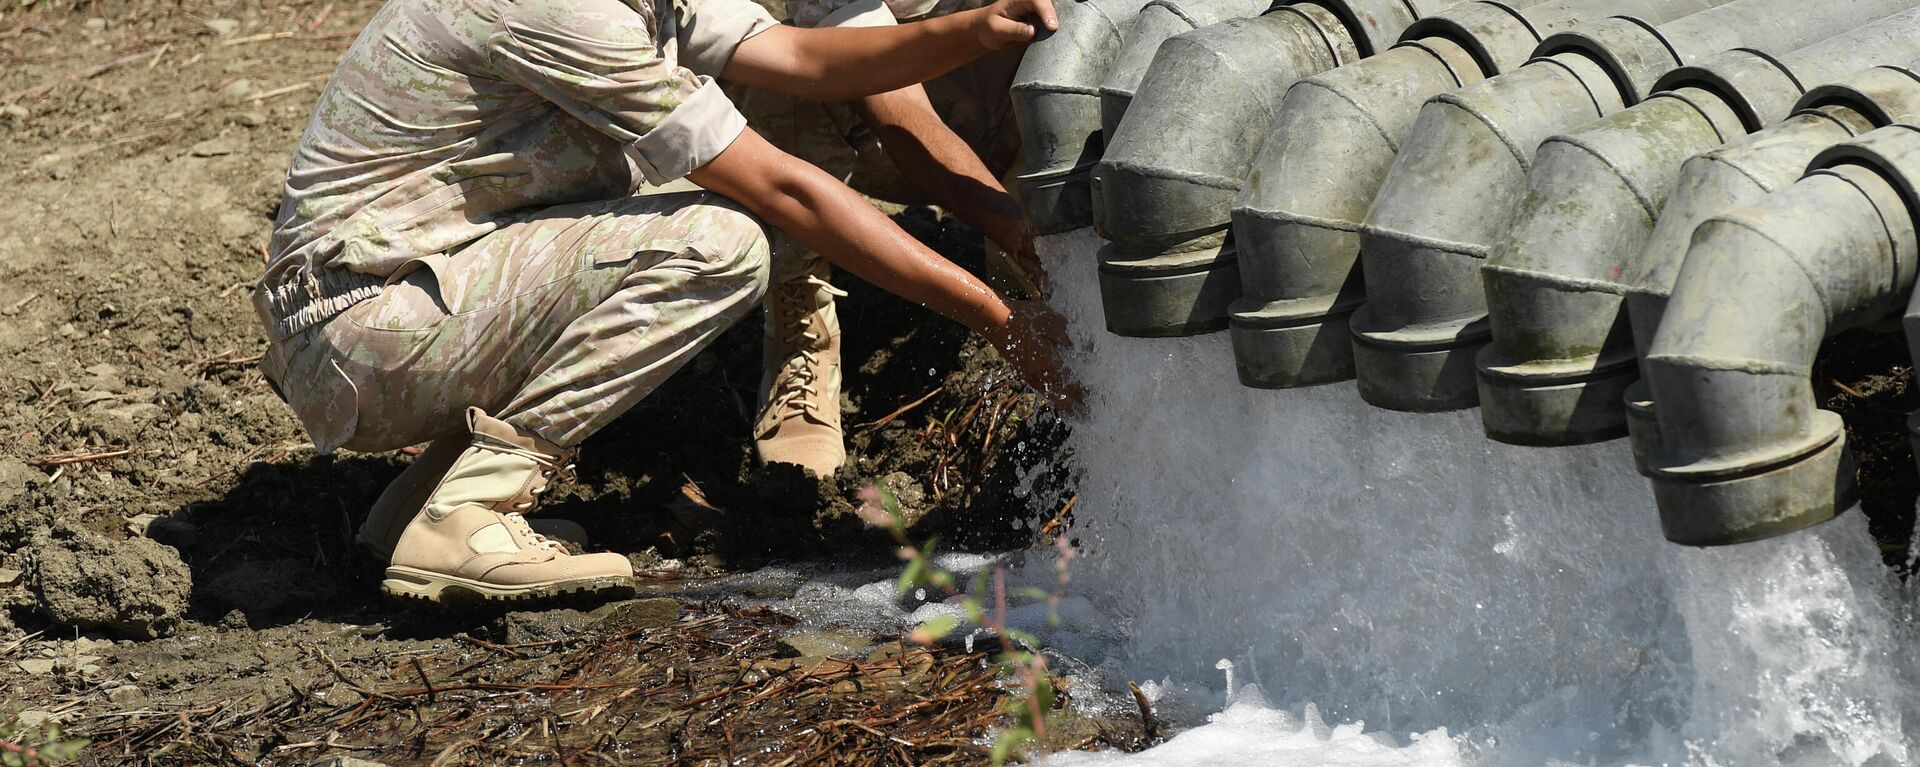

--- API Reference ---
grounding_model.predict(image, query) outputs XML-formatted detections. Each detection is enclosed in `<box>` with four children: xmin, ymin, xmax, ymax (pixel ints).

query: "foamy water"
<box><xmin>1027</xmin><ymin>229</ymin><xmax>1920</xmax><ymax>766</ymax></box>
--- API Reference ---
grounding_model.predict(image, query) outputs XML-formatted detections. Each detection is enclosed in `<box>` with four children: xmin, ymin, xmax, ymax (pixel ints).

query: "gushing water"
<box><xmin>1033</xmin><ymin>230</ymin><xmax>1920</xmax><ymax>765</ymax></box>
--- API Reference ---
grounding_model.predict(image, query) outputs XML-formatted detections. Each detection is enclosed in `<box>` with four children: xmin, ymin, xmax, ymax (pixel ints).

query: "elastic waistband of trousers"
<box><xmin>253</xmin><ymin>266</ymin><xmax>386</xmax><ymax>342</ymax></box>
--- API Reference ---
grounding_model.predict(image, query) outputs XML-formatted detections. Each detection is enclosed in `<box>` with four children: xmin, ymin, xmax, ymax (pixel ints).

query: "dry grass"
<box><xmin>59</xmin><ymin>603</ymin><xmax>1090</xmax><ymax>766</ymax></box>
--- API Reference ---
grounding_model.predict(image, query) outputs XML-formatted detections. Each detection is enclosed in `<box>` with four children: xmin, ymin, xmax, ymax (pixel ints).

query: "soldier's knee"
<box><xmin>697</xmin><ymin>199</ymin><xmax>774</xmax><ymax>304</ymax></box>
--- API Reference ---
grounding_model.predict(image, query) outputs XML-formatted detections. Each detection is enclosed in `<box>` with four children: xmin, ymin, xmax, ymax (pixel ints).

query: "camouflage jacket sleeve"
<box><xmin>680</xmin><ymin>0</ymin><xmax>781</xmax><ymax>76</ymax></box>
<box><xmin>485</xmin><ymin>0</ymin><xmax>756</xmax><ymax>184</ymax></box>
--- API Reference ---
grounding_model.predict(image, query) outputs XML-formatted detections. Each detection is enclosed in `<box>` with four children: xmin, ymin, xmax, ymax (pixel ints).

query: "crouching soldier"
<box><xmin>253</xmin><ymin>0</ymin><xmax>1080</xmax><ymax>602</ymax></box>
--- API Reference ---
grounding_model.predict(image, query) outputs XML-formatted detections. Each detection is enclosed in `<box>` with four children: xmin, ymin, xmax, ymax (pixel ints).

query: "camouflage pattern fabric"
<box><xmin>263</xmin><ymin>192</ymin><xmax>771</xmax><ymax>453</ymax></box>
<box><xmin>256</xmin><ymin>0</ymin><xmax>779</xmax><ymax>452</ymax></box>
<box><xmin>257</xmin><ymin>0</ymin><xmax>779</xmax><ymax>342</ymax></box>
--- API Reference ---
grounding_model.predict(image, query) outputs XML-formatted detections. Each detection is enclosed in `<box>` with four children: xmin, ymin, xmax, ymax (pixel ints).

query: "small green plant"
<box><xmin>1</xmin><ymin>717</ymin><xmax>88</xmax><ymax>766</ymax></box>
<box><xmin>857</xmin><ymin>482</ymin><xmax>1077</xmax><ymax>765</ymax></box>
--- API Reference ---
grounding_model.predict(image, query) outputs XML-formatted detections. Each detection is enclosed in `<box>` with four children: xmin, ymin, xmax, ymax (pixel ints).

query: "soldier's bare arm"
<box><xmin>855</xmin><ymin>87</ymin><xmax>1042</xmax><ymax>292</ymax></box>
<box><xmin>690</xmin><ymin>127</ymin><xmax>1083</xmax><ymax>410</ymax></box>
<box><xmin>721</xmin><ymin>0</ymin><xmax>1056</xmax><ymax>102</ymax></box>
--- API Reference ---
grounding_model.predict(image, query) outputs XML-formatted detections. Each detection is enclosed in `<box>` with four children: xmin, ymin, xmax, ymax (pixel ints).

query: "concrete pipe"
<box><xmin>1477</xmin><ymin>7</ymin><xmax>1920</xmax><ymax>446</ymax></box>
<box><xmin>1349</xmin><ymin>0</ymin><xmax>1920</xmax><ymax>413</ymax></box>
<box><xmin>1641</xmin><ymin>125</ymin><xmax>1920</xmax><ymax>546</ymax></box>
<box><xmin>1080</xmin><ymin>0</ymin><xmax>1443</xmax><ymax>336</ymax></box>
<box><xmin>1095</xmin><ymin>0</ymin><xmax>1271</xmax><ymax>157</ymax></box>
<box><xmin>1616</xmin><ymin>66</ymin><xmax>1920</xmax><ymax>476</ymax></box>
<box><xmin>1010</xmin><ymin>0</ymin><xmax>1155</xmax><ymax>234</ymax></box>
<box><xmin>1095</xmin><ymin>0</ymin><xmax>1615</xmax><ymax>338</ymax></box>
<box><xmin>1227</xmin><ymin>0</ymin><xmax>1723</xmax><ymax>389</ymax></box>
<box><xmin>1626</xmin><ymin>64</ymin><xmax>1920</xmax><ymax>354</ymax></box>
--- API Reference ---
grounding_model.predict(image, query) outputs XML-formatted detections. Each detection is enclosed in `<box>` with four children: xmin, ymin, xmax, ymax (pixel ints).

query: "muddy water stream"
<box><xmin>1027</xmin><ymin>229</ymin><xmax>1919</xmax><ymax>765</ymax></box>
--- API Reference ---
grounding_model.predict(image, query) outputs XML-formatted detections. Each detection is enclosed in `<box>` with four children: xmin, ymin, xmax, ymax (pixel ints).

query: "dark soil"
<box><xmin>0</xmin><ymin>0</ymin><xmax>1091</xmax><ymax>762</ymax></box>
<box><xmin>1816</xmin><ymin>327</ymin><xmax>1920</xmax><ymax>569</ymax></box>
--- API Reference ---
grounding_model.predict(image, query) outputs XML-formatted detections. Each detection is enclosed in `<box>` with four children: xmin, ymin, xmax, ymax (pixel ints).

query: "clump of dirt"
<box><xmin>1816</xmin><ymin>328</ymin><xmax>1920</xmax><ymax>568</ymax></box>
<box><xmin>25</xmin><ymin>517</ymin><xmax>191</xmax><ymax>639</ymax></box>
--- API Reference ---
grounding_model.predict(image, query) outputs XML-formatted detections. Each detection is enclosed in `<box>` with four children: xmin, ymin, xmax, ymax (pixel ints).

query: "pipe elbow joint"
<box><xmin>1347</xmin><ymin>87</ymin><xmax>1538</xmax><ymax>411</ymax></box>
<box><xmin>1639</xmin><ymin>126</ymin><xmax>1920</xmax><ymax>544</ymax></box>
<box><xmin>1095</xmin><ymin>2</ymin><xmax>1360</xmax><ymax>338</ymax></box>
<box><xmin>1010</xmin><ymin>0</ymin><xmax>1148</xmax><ymax>233</ymax></box>
<box><xmin>1228</xmin><ymin>42</ymin><xmax>1482</xmax><ymax>389</ymax></box>
<box><xmin>1099</xmin><ymin>21</ymin><xmax>1334</xmax><ymax>249</ymax></box>
<box><xmin>1475</xmin><ymin>93</ymin><xmax>1745</xmax><ymax>446</ymax></box>
<box><xmin>1641</xmin><ymin>211</ymin><xmax>1850</xmax><ymax>546</ymax></box>
<box><xmin>1226</xmin><ymin>74</ymin><xmax>1398</xmax><ymax>389</ymax></box>
<box><xmin>1096</xmin><ymin>0</ymin><xmax>1267</xmax><ymax>142</ymax></box>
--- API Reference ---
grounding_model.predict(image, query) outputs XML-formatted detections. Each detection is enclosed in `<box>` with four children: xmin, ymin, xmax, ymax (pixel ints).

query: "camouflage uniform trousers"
<box><xmin>270</xmin><ymin>190</ymin><xmax>772</xmax><ymax>452</ymax></box>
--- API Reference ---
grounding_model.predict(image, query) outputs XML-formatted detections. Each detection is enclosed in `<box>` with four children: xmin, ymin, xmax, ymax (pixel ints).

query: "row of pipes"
<box><xmin>1011</xmin><ymin>0</ymin><xmax>1920</xmax><ymax>546</ymax></box>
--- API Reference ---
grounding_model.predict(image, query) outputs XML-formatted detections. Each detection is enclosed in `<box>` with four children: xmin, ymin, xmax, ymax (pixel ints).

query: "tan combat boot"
<box><xmin>382</xmin><ymin>408</ymin><xmax>634</xmax><ymax>603</ymax></box>
<box><xmin>357</xmin><ymin>437</ymin><xmax>587</xmax><ymax>561</ymax></box>
<box><xmin>756</xmin><ymin>252</ymin><xmax>849</xmax><ymax>476</ymax></box>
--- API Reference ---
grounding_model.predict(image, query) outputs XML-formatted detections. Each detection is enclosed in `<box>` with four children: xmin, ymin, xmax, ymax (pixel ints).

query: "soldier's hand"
<box><xmin>973</xmin><ymin>0</ymin><xmax>1059</xmax><ymax>50</ymax></box>
<box><xmin>1011</xmin><ymin>233</ymin><xmax>1048</xmax><ymax>297</ymax></box>
<box><xmin>984</xmin><ymin>299</ymin><xmax>1084</xmax><ymax>413</ymax></box>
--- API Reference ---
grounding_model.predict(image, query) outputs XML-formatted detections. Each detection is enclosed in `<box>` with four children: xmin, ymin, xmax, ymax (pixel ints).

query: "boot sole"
<box><xmin>381</xmin><ymin>566</ymin><xmax>635</xmax><ymax>604</ymax></box>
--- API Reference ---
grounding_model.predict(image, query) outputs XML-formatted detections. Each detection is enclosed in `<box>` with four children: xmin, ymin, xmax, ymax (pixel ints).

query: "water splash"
<box><xmin>1034</xmin><ymin>229</ymin><xmax>1920</xmax><ymax>765</ymax></box>
<box><xmin>1048</xmin><ymin>685</ymin><xmax>1464</xmax><ymax>766</ymax></box>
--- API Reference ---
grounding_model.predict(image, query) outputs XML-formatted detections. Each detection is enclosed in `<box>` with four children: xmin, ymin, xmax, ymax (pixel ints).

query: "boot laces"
<box><xmin>510</xmin><ymin>461</ymin><xmax>575</xmax><ymax>513</ymax></box>
<box><xmin>502</xmin><ymin>511</ymin><xmax>567</xmax><ymax>554</ymax></box>
<box><xmin>768</xmin><ymin>274</ymin><xmax>846</xmax><ymax>425</ymax></box>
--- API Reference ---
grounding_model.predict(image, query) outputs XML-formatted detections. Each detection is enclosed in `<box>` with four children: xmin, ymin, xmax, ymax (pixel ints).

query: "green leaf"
<box><xmin>896</xmin><ymin>556</ymin><xmax>926</xmax><ymax>596</ymax></box>
<box><xmin>1004</xmin><ymin>628</ymin><xmax>1039</xmax><ymax>648</ymax></box>
<box><xmin>1034</xmin><ymin>677</ymin><xmax>1057</xmax><ymax>714</ymax></box>
<box><xmin>876</xmin><ymin>482</ymin><xmax>906</xmax><ymax>534</ymax></box>
<box><xmin>991</xmin><ymin>727</ymin><xmax>1035</xmax><ymax>765</ymax></box>
<box><xmin>963</xmin><ymin>599</ymin><xmax>984</xmax><ymax>624</ymax></box>
<box><xmin>928</xmin><ymin>570</ymin><xmax>956</xmax><ymax>591</ymax></box>
<box><xmin>1012</xmin><ymin>587</ymin><xmax>1050</xmax><ymax>602</ymax></box>
<box><xmin>908</xmin><ymin>614</ymin><xmax>959</xmax><ymax>645</ymax></box>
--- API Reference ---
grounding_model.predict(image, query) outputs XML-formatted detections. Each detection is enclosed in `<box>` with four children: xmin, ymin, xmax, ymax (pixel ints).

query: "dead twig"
<box><xmin>1</xmin><ymin>292</ymin><xmax>40</xmax><ymax>315</ymax></box>
<box><xmin>243</xmin><ymin>78</ymin><xmax>322</xmax><ymax>103</ymax></box>
<box><xmin>855</xmin><ymin>386</ymin><xmax>944</xmax><ymax>432</ymax></box>
<box><xmin>26</xmin><ymin>448</ymin><xmax>131</xmax><ymax>468</ymax></box>
<box><xmin>0</xmin><ymin>631</ymin><xmax>43</xmax><ymax>658</ymax></box>
<box><xmin>1127</xmin><ymin>681</ymin><xmax>1159</xmax><ymax>744</ymax></box>
<box><xmin>3</xmin><ymin>46</ymin><xmax>165</xmax><ymax>103</ymax></box>
<box><xmin>305</xmin><ymin>3</ymin><xmax>336</xmax><ymax>33</ymax></box>
<box><xmin>223</xmin><ymin>30</ymin><xmax>355</xmax><ymax>46</ymax></box>
<box><xmin>408</xmin><ymin>657</ymin><xmax>437</xmax><ymax>704</ymax></box>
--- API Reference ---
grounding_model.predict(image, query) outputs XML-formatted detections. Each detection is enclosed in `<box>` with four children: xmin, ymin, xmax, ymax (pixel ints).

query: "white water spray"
<box><xmin>1033</xmin><ymin>230</ymin><xmax>1920</xmax><ymax>765</ymax></box>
